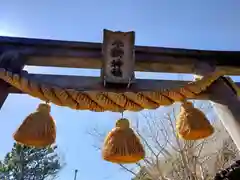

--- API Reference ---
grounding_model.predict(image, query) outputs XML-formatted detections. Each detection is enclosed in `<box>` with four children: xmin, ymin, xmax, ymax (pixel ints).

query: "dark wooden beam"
<box><xmin>1</xmin><ymin>36</ymin><xmax>240</xmax><ymax>75</ymax></box>
<box><xmin>0</xmin><ymin>52</ymin><xmax>25</xmax><ymax>108</ymax></box>
<box><xmin>8</xmin><ymin>74</ymin><xmax>191</xmax><ymax>92</ymax></box>
<box><xmin>6</xmin><ymin>74</ymin><xmax>240</xmax><ymax>101</ymax></box>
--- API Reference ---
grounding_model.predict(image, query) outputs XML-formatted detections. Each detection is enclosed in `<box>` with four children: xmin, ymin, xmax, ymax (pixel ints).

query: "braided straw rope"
<box><xmin>0</xmin><ymin>68</ymin><xmax>226</xmax><ymax>112</ymax></box>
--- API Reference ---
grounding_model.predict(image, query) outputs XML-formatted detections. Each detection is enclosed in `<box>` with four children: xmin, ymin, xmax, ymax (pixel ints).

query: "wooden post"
<box><xmin>195</xmin><ymin>62</ymin><xmax>240</xmax><ymax>151</ymax></box>
<box><xmin>0</xmin><ymin>51</ymin><xmax>25</xmax><ymax>109</ymax></box>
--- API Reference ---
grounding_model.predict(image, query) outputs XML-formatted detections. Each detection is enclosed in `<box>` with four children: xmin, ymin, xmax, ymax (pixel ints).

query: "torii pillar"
<box><xmin>0</xmin><ymin>52</ymin><xmax>25</xmax><ymax>108</ymax></box>
<box><xmin>195</xmin><ymin>62</ymin><xmax>240</xmax><ymax>151</ymax></box>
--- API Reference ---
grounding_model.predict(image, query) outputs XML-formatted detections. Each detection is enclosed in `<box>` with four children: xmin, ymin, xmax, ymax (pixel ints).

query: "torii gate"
<box><xmin>0</xmin><ymin>30</ymin><xmax>240</xmax><ymax>164</ymax></box>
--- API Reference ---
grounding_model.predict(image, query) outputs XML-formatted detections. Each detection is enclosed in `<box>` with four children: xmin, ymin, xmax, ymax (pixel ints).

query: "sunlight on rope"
<box><xmin>0</xmin><ymin>67</ymin><xmax>238</xmax><ymax>163</ymax></box>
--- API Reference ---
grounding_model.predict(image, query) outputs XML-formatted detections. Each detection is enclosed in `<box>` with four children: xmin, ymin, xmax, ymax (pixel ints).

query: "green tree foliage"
<box><xmin>0</xmin><ymin>143</ymin><xmax>64</xmax><ymax>180</ymax></box>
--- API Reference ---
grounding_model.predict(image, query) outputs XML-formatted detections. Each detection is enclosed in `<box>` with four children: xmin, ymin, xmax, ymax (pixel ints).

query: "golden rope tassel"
<box><xmin>176</xmin><ymin>101</ymin><xmax>214</xmax><ymax>140</ymax></box>
<box><xmin>102</xmin><ymin>118</ymin><xmax>145</xmax><ymax>163</ymax></box>
<box><xmin>13</xmin><ymin>103</ymin><xmax>56</xmax><ymax>148</ymax></box>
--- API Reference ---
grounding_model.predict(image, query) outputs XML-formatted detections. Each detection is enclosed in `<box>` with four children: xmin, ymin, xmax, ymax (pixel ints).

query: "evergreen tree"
<box><xmin>0</xmin><ymin>143</ymin><xmax>64</xmax><ymax>180</ymax></box>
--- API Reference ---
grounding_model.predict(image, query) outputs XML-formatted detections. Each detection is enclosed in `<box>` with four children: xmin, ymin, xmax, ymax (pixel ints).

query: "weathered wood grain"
<box><xmin>0</xmin><ymin>51</ymin><xmax>25</xmax><ymax>108</ymax></box>
<box><xmin>102</xmin><ymin>29</ymin><xmax>135</xmax><ymax>84</ymax></box>
<box><xmin>1</xmin><ymin>36</ymin><xmax>240</xmax><ymax>75</ymax></box>
<box><xmin>9</xmin><ymin>74</ymin><xmax>191</xmax><ymax>92</ymax></box>
<box><xmin>5</xmin><ymin>74</ymin><xmax>239</xmax><ymax>102</ymax></box>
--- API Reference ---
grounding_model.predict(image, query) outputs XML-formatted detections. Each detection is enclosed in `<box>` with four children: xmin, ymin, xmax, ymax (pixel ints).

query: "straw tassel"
<box><xmin>102</xmin><ymin>118</ymin><xmax>145</xmax><ymax>163</ymax></box>
<box><xmin>176</xmin><ymin>101</ymin><xmax>214</xmax><ymax>140</ymax></box>
<box><xmin>13</xmin><ymin>103</ymin><xmax>56</xmax><ymax>148</ymax></box>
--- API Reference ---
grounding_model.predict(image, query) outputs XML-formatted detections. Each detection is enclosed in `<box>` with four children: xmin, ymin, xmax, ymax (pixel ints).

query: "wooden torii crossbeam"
<box><xmin>1</xmin><ymin>30</ymin><xmax>240</xmax><ymax>151</ymax></box>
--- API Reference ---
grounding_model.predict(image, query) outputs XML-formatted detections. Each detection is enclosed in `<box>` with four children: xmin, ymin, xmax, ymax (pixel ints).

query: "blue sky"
<box><xmin>0</xmin><ymin>0</ymin><xmax>240</xmax><ymax>179</ymax></box>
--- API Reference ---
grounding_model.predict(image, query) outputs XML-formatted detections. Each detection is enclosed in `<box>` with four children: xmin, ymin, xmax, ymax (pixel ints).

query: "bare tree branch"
<box><xmin>88</xmin><ymin>100</ymin><xmax>239</xmax><ymax>180</ymax></box>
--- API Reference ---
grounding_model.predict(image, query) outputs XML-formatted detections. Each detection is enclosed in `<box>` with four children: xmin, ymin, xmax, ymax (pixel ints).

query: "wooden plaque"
<box><xmin>102</xmin><ymin>29</ymin><xmax>135</xmax><ymax>84</ymax></box>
